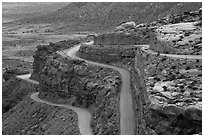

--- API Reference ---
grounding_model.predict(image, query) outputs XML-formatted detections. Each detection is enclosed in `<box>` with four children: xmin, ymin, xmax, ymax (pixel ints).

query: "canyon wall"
<box><xmin>78</xmin><ymin>44</ymin><xmax>136</xmax><ymax>63</ymax></box>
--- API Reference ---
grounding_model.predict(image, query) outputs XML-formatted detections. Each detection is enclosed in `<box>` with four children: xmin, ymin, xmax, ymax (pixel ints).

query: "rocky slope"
<box><xmin>2</xmin><ymin>68</ymin><xmax>36</xmax><ymax>113</ymax></box>
<box><xmin>142</xmin><ymin>52</ymin><xmax>202</xmax><ymax>135</ymax></box>
<box><xmin>2</xmin><ymin>94</ymin><xmax>80</xmax><ymax>135</ymax></box>
<box><xmin>9</xmin><ymin>2</ymin><xmax>202</xmax><ymax>31</ymax></box>
<box><xmin>2</xmin><ymin>2</ymin><xmax>68</xmax><ymax>23</ymax></box>
<box><xmin>152</xmin><ymin>8</ymin><xmax>202</xmax><ymax>55</ymax></box>
<box><xmin>77</xmin><ymin>7</ymin><xmax>202</xmax><ymax>134</ymax></box>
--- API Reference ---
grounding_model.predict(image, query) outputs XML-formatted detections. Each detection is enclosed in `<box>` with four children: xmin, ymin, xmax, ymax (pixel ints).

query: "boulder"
<box><xmin>115</xmin><ymin>21</ymin><xmax>136</xmax><ymax>31</ymax></box>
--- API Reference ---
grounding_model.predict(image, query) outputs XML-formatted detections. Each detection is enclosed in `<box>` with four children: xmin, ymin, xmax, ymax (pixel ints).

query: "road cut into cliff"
<box><xmin>17</xmin><ymin>74</ymin><xmax>92</xmax><ymax>135</ymax></box>
<box><xmin>30</xmin><ymin>92</ymin><xmax>92</xmax><ymax>135</ymax></box>
<box><xmin>67</xmin><ymin>44</ymin><xmax>135</xmax><ymax>135</ymax></box>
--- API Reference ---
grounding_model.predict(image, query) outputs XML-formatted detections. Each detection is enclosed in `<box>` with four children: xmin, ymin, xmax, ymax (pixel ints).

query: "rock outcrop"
<box><xmin>115</xmin><ymin>21</ymin><xmax>136</xmax><ymax>31</ymax></box>
<box><xmin>149</xmin><ymin>33</ymin><xmax>179</xmax><ymax>54</ymax></box>
<box><xmin>31</xmin><ymin>39</ymin><xmax>80</xmax><ymax>81</ymax></box>
<box><xmin>3</xmin><ymin>68</ymin><xmax>29</xmax><ymax>81</ymax></box>
<box><xmin>142</xmin><ymin>50</ymin><xmax>202</xmax><ymax>134</ymax></box>
<box><xmin>79</xmin><ymin>44</ymin><xmax>136</xmax><ymax>63</ymax></box>
<box><xmin>78</xmin><ymin>28</ymin><xmax>151</xmax><ymax>63</ymax></box>
<box><xmin>151</xmin><ymin>8</ymin><xmax>202</xmax><ymax>55</ymax></box>
<box><xmin>78</xmin><ymin>10</ymin><xmax>202</xmax><ymax>134</ymax></box>
<box><xmin>29</xmin><ymin>38</ymin><xmax>123</xmax><ymax>135</ymax></box>
<box><xmin>37</xmin><ymin>53</ymin><xmax>121</xmax><ymax>134</ymax></box>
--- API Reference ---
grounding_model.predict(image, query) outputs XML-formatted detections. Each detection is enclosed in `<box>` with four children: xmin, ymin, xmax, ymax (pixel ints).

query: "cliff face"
<box><xmin>109</xmin><ymin>54</ymin><xmax>152</xmax><ymax>134</ymax></box>
<box><xmin>31</xmin><ymin>40</ymin><xmax>80</xmax><ymax>81</ymax></box>
<box><xmin>37</xmin><ymin>53</ymin><xmax>121</xmax><ymax>134</ymax></box>
<box><xmin>79</xmin><ymin>44</ymin><xmax>136</xmax><ymax>63</ymax></box>
<box><xmin>29</xmin><ymin>38</ymin><xmax>123</xmax><ymax>134</ymax></box>
<box><xmin>78</xmin><ymin>29</ymin><xmax>151</xmax><ymax>63</ymax></box>
<box><xmin>131</xmin><ymin>50</ymin><xmax>150</xmax><ymax>134</ymax></box>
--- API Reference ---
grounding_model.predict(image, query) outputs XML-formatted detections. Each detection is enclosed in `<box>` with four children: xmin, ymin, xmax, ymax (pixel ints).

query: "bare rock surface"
<box><xmin>142</xmin><ymin>51</ymin><xmax>202</xmax><ymax>134</ymax></box>
<box><xmin>31</xmin><ymin>39</ymin><xmax>80</xmax><ymax>81</ymax></box>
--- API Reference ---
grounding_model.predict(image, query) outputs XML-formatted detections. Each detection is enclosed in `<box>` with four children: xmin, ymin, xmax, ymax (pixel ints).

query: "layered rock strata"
<box><xmin>79</xmin><ymin>44</ymin><xmax>136</xmax><ymax>63</ymax></box>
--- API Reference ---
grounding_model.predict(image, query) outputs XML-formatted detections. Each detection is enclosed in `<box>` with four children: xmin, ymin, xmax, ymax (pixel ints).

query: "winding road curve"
<box><xmin>66</xmin><ymin>44</ymin><xmax>135</xmax><ymax>135</ymax></box>
<box><xmin>137</xmin><ymin>44</ymin><xmax>202</xmax><ymax>60</ymax></box>
<box><xmin>17</xmin><ymin>43</ymin><xmax>136</xmax><ymax>135</ymax></box>
<box><xmin>30</xmin><ymin>92</ymin><xmax>92</xmax><ymax>135</ymax></box>
<box><xmin>16</xmin><ymin>41</ymin><xmax>201</xmax><ymax>135</ymax></box>
<box><xmin>17</xmin><ymin>74</ymin><xmax>92</xmax><ymax>135</ymax></box>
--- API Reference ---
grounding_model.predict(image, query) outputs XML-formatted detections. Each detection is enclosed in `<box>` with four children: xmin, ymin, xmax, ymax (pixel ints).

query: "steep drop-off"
<box><xmin>31</xmin><ymin>39</ymin><xmax>80</xmax><ymax>81</ymax></box>
<box><xmin>30</xmin><ymin>39</ymin><xmax>122</xmax><ymax>134</ymax></box>
<box><xmin>2</xmin><ymin>72</ymin><xmax>37</xmax><ymax>113</ymax></box>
